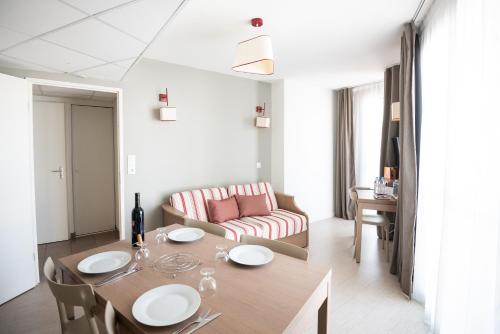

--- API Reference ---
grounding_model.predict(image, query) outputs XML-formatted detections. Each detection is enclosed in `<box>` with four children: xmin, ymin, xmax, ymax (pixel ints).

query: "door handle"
<box><xmin>50</xmin><ymin>167</ymin><xmax>64</xmax><ymax>179</ymax></box>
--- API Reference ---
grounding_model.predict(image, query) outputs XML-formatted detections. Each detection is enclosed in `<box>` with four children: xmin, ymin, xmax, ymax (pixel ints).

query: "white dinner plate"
<box><xmin>77</xmin><ymin>251</ymin><xmax>131</xmax><ymax>274</ymax></box>
<box><xmin>228</xmin><ymin>245</ymin><xmax>274</xmax><ymax>266</ymax></box>
<box><xmin>168</xmin><ymin>228</ymin><xmax>205</xmax><ymax>242</ymax></box>
<box><xmin>132</xmin><ymin>284</ymin><xmax>201</xmax><ymax>327</ymax></box>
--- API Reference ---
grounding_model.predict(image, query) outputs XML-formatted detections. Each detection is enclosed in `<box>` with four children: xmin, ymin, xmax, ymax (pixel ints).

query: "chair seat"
<box><xmin>360</xmin><ymin>214</ymin><xmax>390</xmax><ymax>226</ymax></box>
<box><xmin>63</xmin><ymin>315</ymin><xmax>106</xmax><ymax>334</ymax></box>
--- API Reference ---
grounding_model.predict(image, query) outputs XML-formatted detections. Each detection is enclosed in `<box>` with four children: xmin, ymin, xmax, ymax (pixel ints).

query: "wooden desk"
<box><xmin>354</xmin><ymin>190</ymin><xmax>397</xmax><ymax>263</ymax></box>
<box><xmin>59</xmin><ymin>224</ymin><xmax>332</xmax><ymax>333</ymax></box>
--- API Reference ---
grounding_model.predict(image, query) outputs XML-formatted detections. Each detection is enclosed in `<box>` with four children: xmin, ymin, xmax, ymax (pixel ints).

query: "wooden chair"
<box><xmin>185</xmin><ymin>219</ymin><xmax>226</xmax><ymax>238</ymax></box>
<box><xmin>43</xmin><ymin>257</ymin><xmax>116</xmax><ymax>334</ymax></box>
<box><xmin>240</xmin><ymin>235</ymin><xmax>308</xmax><ymax>261</ymax></box>
<box><xmin>349</xmin><ymin>186</ymin><xmax>391</xmax><ymax>261</ymax></box>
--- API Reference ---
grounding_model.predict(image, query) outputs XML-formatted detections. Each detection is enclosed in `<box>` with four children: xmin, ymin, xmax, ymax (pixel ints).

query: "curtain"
<box><xmin>353</xmin><ymin>82</ymin><xmax>384</xmax><ymax>189</ymax></box>
<box><xmin>380</xmin><ymin>65</ymin><xmax>400</xmax><ymax>175</ymax></box>
<box><xmin>389</xmin><ymin>23</ymin><xmax>418</xmax><ymax>297</ymax></box>
<box><xmin>334</xmin><ymin>88</ymin><xmax>356</xmax><ymax>220</ymax></box>
<box><xmin>413</xmin><ymin>0</ymin><xmax>500</xmax><ymax>332</ymax></box>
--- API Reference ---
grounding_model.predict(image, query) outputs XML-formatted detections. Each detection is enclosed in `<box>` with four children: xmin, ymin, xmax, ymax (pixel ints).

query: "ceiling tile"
<box><xmin>114</xmin><ymin>58</ymin><xmax>136</xmax><ymax>68</ymax></box>
<box><xmin>61</xmin><ymin>0</ymin><xmax>133</xmax><ymax>15</ymax></box>
<box><xmin>75</xmin><ymin>63</ymin><xmax>127</xmax><ymax>81</ymax></box>
<box><xmin>3</xmin><ymin>39</ymin><xmax>104</xmax><ymax>72</ymax></box>
<box><xmin>0</xmin><ymin>53</ymin><xmax>59</xmax><ymax>72</ymax></box>
<box><xmin>43</xmin><ymin>18</ymin><xmax>146</xmax><ymax>62</ymax></box>
<box><xmin>0</xmin><ymin>26</ymin><xmax>32</xmax><ymax>50</ymax></box>
<box><xmin>98</xmin><ymin>0</ymin><xmax>182</xmax><ymax>42</ymax></box>
<box><xmin>0</xmin><ymin>0</ymin><xmax>85</xmax><ymax>36</ymax></box>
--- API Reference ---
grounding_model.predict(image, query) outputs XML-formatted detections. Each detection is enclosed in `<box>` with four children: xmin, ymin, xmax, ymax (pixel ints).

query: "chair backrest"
<box><xmin>185</xmin><ymin>219</ymin><xmax>226</xmax><ymax>237</ymax></box>
<box><xmin>44</xmin><ymin>257</ymin><xmax>114</xmax><ymax>334</ymax></box>
<box><xmin>240</xmin><ymin>235</ymin><xmax>308</xmax><ymax>261</ymax></box>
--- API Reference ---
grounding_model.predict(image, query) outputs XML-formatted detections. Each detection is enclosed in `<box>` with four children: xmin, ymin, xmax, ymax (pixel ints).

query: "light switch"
<box><xmin>128</xmin><ymin>155</ymin><xmax>136</xmax><ymax>175</ymax></box>
<box><xmin>256</xmin><ymin>162</ymin><xmax>262</xmax><ymax>169</ymax></box>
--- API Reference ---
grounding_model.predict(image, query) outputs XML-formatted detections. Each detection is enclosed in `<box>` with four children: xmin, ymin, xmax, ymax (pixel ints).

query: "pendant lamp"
<box><xmin>232</xmin><ymin>18</ymin><xmax>274</xmax><ymax>75</ymax></box>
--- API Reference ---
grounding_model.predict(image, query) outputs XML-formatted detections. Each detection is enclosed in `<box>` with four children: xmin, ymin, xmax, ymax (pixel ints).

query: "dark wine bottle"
<box><xmin>131</xmin><ymin>192</ymin><xmax>144</xmax><ymax>247</ymax></box>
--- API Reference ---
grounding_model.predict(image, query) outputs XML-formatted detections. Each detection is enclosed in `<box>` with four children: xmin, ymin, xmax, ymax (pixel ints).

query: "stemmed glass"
<box><xmin>155</xmin><ymin>227</ymin><xmax>168</xmax><ymax>245</ymax></box>
<box><xmin>134</xmin><ymin>242</ymin><xmax>151</xmax><ymax>267</ymax></box>
<box><xmin>198</xmin><ymin>267</ymin><xmax>216</xmax><ymax>298</ymax></box>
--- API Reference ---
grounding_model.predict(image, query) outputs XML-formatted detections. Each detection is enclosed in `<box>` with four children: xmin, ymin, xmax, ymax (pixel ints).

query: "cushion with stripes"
<box><xmin>227</xmin><ymin>182</ymin><xmax>278</xmax><ymax>212</ymax></box>
<box><xmin>219</xmin><ymin>209</ymin><xmax>307</xmax><ymax>242</ymax></box>
<box><xmin>170</xmin><ymin>187</ymin><xmax>229</xmax><ymax>222</ymax></box>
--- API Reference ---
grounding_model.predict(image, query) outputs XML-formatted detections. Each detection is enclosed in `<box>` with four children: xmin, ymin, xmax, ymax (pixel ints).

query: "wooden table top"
<box><xmin>356</xmin><ymin>189</ymin><xmax>397</xmax><ymax>205</ymax></box>
<box><xmin>58</xmin><ymin>224</ymin><xmax>331</xmax><ymax>333</ymax></box>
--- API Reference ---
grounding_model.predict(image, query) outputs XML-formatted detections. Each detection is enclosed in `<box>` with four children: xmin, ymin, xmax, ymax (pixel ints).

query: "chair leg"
<box><xmin>353</xmin><ymin>219</ymin><xmax>357</xmax><ymax>245</ymax></box>
<box><xmin>385</xmin><ymin>225</ymin><xmax>390</xmax><ymax>262</ymax></box>
<box><xmin>381</xmin><ymin>227</ymin><xmax>385</xmax><ymax>250</ymax></box>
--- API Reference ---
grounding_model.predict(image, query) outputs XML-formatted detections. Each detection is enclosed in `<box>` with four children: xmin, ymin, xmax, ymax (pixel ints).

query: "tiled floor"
<box><xmin>0</xmin><ymin>219</ymin><xmax>426</xmax><ymax>334</ymax></box>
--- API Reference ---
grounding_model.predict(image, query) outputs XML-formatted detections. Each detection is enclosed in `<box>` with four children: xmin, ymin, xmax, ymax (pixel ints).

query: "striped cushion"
<box><xmin>219</xmin><ymin>209</ymin><xmax>307</xmax><ymax>242</ymax></box>
<box><xmin>227</xmin><ymin>182</ymin><xmax>278</xmax><ymax>211</ymax></box>
<box><xmin>170</xmin><ymin>188</ymin><xmax>229</xmax><ymax>222</ymax></box>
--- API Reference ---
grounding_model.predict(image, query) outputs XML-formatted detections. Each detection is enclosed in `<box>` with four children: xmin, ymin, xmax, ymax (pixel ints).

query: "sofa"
<box><xmin>161</xmin><ymin>182</ymin><xmax>309</xmax><ymax>248</ymax></box>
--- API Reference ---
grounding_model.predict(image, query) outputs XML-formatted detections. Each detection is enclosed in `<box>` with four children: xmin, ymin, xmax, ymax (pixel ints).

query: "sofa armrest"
<box><xmin>162</xmin><ymin>203</ymin><xmax>189</xmax><ymax>226</ymax></box>
<box><xmin>275</xmin><ymin>192</ymin><xmax>310</xmax><ymax>248</ymax></box>
<box><xmin>275</xmin><ymin>192</ymin><xmax>307</xmax><ymax>218</ymax></box>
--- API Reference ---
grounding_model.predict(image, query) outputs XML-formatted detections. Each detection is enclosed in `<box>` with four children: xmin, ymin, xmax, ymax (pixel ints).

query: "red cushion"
<box><xmin>235</xmin><ymin>194</ymin><xmax>270</xmax><ymax>217</ymax></box>
<box><xmin>207</xmin><ymin>197</ymin><xmax>240</xmax><ymax>223</ymax></box>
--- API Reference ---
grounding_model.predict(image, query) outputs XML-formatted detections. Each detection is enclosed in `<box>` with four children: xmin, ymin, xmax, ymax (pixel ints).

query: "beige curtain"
<box><xmin>377</xmin><ymin>65</ymin><xmax>400</xmax><ymax>240</ymax></box>
<box><xmin>390</xmin><ymin>23</ymin><xmax>418</xmax><ymax>296</ymax></box>
<box><xmin>334</xmin><ymin>88</ymin><xmax>356</xmax><ymax>220</ymax></box>
<box><xmin>380</xmin><ymin>65</ymin><xmax>400</xmax><ymax>174</ymax></box>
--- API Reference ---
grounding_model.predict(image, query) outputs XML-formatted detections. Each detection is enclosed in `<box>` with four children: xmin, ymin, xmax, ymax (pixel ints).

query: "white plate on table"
<box><xmin>229</xmin><ymin>245</ymin><xmax>274</xmax><ymax>266</ymax></box>
<box><xmin>168</xmin><ymin>228</ymin><xmax>205</xmax><ymax>242</ymax></box>
<box><xmin>132</xmin><ymin>284</ymin><xmax>201</xmax><ymax>327</ymax></box>
<box><xmin>77</xmin><ymin>251</ymin><xmax>131</xmax><ymax>274</ymax></box>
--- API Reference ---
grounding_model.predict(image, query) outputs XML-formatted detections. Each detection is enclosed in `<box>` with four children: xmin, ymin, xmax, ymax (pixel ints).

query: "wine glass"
<box><xmin>215</xmin><ymin>244</ymin><xmax>228</xmax><ymax>263</ymax></box>
<box><xmin>134</xmin><ymin>242</ymin><xmax>150</xmax><ymax>268</ymax></box>
<box><xmin>154</xmin><ymin>227</ymin><xmax>168</xmax><ymax>245</ymax></box>
<box><xmin>198</xmin><ymin>267</ymin><xmax>216</xmax><ymax>297</ymax></box>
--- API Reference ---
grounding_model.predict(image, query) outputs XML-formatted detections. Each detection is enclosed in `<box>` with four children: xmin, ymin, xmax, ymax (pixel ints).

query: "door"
<box><xmin>72</xmin><ymin>105</ymin><xmax>116</xmax><ymax>235</ymax></box>
<box><xmin>33</xmin><ymin>101</ymin><xmax>69</xmax><ymax>244</ymax></box>
<box><xmin>0</xmin><ymin>73</ymin><xmax>39</xmax><ymax>304</ymax></box>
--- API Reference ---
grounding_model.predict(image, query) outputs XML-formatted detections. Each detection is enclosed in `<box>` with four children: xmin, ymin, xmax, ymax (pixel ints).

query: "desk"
<box><xmin>354</xmin><ymin>190</ymin><xmax>397</xmax><ymax>263</ymax></box>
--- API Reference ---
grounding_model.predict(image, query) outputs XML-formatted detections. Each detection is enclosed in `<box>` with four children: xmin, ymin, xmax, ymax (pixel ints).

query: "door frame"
<box><xmin>27</xmin><ymin>78</ymin><xmax>126</xmax><ymax>241</ymax></box>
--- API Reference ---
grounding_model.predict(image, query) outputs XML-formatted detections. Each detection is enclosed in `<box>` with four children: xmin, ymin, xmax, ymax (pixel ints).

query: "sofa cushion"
<box><xmin>227</xmin><ymin>182</ymin><xmax>278</xmax><ymax>212</ymax></box>
<box><xmin>235</xmin><ymin>194</ymin><xmax>270</xmax><ymax>217</ymax></box>
<box><xmin>207</xmin><ymin>197</ymin><xmax>240</xmax><ymax>223</ymax></box>
<box><xmin>219</xmin><ymin>209</ymin><xmax>307</xmax><ymax>242</ymax></box>
<box><xmin>170</xmin><ymin>187</ymin><xmax>229</xmax><ymax>222</ymax></box>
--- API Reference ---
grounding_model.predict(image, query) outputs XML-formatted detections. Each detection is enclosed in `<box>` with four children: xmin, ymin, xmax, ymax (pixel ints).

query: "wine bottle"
<box><xmin>131</xmin><ymin>192</ymin><xmax>145</xmax><ymax>247</ymax></box>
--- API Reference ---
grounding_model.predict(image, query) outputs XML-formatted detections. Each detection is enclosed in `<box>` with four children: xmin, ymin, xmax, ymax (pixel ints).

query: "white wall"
<box><xmin>0</xmin><ymin>59</ymin><xmax>272</xmax><ymax>236</ymax></box>
<box><xmin>271</xmin><ymin>80</ymin><xmax>284</xmax><ymax>192</ymax></box>
<box><xmin>272</xmin><ymin>79</ymin><xmax>335</xmax><ymax>222</ymax></box>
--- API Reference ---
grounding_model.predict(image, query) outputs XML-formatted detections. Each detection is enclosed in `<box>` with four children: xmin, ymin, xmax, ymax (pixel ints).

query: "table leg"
<box><xmin>355</xmin><ymin>203</ymin><xmax>363</xmax><ymax>263</ymax></box>
<box><xmin>317</xmin><ymin>275</ymin><xmax>331</xmax><ymax>334</ymax></box>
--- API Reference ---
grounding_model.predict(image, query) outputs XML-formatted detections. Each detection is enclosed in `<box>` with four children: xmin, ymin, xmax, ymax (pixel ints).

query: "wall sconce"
<box><xmin>159</xmin><ymin>88</ymin><xmax>176</xmax><ymax>121</ymax></box>
<box><xmin>391</xmin><ymin>102</ymin><xmax>400</xmax><ymax>122</ymax></box>
<box><xmin>255</xmin><ymin>103</ymin><xmax>270</xmax><ymax>128</ymax></box>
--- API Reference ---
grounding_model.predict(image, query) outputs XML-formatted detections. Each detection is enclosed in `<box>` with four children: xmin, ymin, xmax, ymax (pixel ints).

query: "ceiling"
<box><xmin>145</xmin><ymin>0</ymin><xmax>421</xmax><ymax>88</ymax></box>
<box><xmin>0</xmin><ymin>0</ymin><xmax>185</xmax><ymax>81</ymax></box>
<box><xmin>33</xmin><ymin>84</ymin><xmax>116</xmax><ymax>101</ymax></box>
<box><xmin>0</xmin><ymin>0</ymin><xmax>420</xmax><ymax>88</ymax></box>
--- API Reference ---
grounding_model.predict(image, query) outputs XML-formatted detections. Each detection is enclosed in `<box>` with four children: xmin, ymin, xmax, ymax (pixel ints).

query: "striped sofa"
<box><xmin>161</xmin><ymin>182</ymin><xmax>309</xmax><ymax>248</ymax></box>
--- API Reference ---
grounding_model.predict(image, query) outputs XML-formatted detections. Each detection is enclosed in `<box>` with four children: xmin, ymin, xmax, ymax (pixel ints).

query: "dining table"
<box><xmin>58</xmin><ymin>224</ymin><xmax>332</xmax><ymax>333</ymax></box>
<box><xmin>354</xmin><ymin>189</ymin><xmax>397</xmax><ymax>263</ymax></box>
